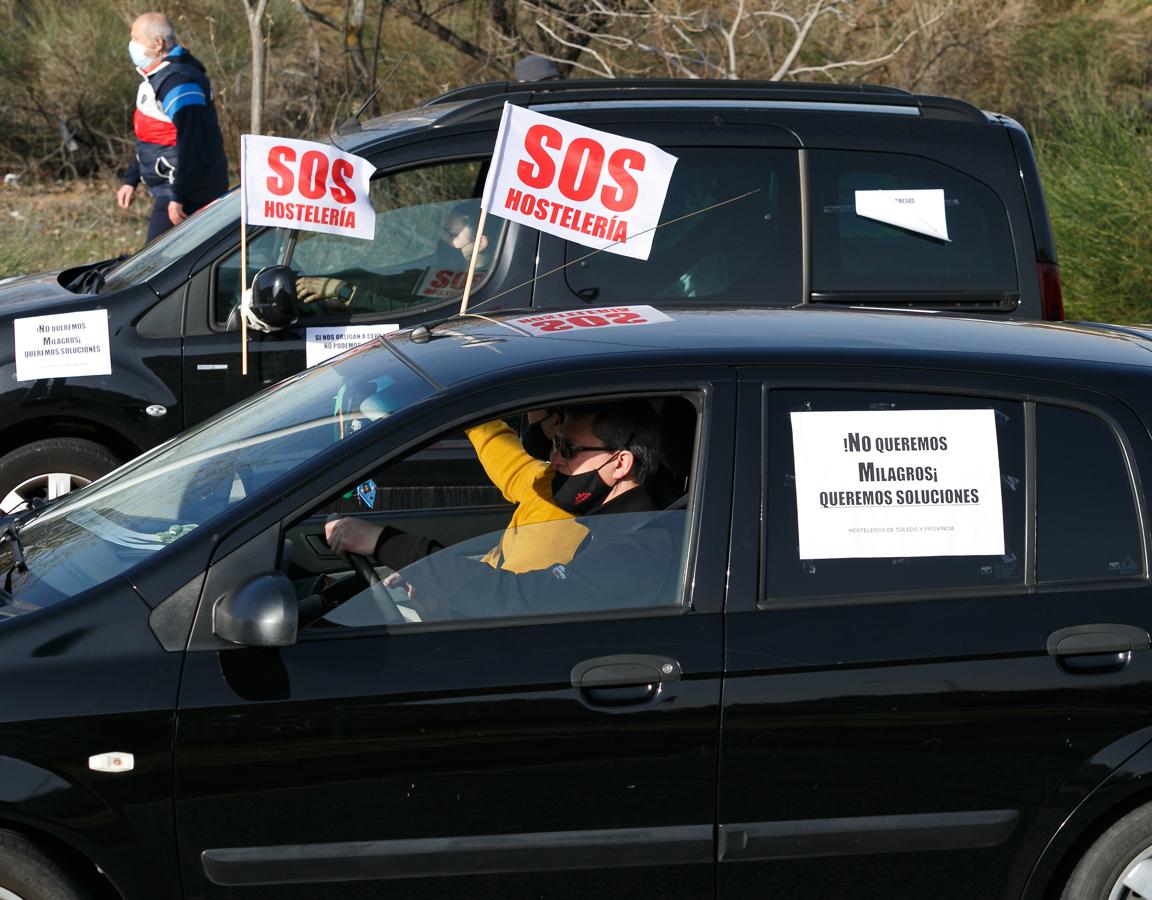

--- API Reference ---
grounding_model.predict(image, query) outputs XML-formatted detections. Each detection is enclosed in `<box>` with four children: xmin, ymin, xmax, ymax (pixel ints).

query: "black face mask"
<box><xmin>551</xmin><ymin>457</ymin><xmax>617</xmax><ymax>514</ymax></box>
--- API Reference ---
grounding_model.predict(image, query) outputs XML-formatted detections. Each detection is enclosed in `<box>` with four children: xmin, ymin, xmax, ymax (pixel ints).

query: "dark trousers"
<box><xmin>146</xmin><ymin>194</ymin><xmax>213</xmax><ymax>242</ymax></box>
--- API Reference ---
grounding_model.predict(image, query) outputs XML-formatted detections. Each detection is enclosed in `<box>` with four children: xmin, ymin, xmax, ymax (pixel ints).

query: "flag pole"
<box><xmin>239</xmin><ymin>134</ymin><xmax>249</xmax><ymax>376</ymax></box>
<box><xmin>458</xmin><ymin>205</ymin><xmax>489</xmax><ymax>316</ymax></box>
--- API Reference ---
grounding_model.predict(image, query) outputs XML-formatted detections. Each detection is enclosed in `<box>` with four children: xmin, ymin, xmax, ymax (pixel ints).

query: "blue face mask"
<box><xmin>128</xmin><ymin>40</ymin><xmax>154</xmax><ymax>69</ymax></box>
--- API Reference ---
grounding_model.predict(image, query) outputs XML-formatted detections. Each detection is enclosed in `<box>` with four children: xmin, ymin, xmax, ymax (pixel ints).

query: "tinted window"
<box><xmin>212</xmin><ymin>160</ymin><xmax>503</xmax><ymax>325</ymax></box>
<box><xmin>1036</xmin><ymin>404</ymin><xmax>1143</xmax><ymax>582</ymax></box>
<box><xmin>563</xmin><ymin>148</ymin><xmax>800</xmax><ymax>306</ymax></box>
<box><xmin>766</xmin><ymin>390</ymin><xmax>1025</xmax><ymax>600</ymax></box>
<box><xmin>809</xmin><ymin>150</ymin><xmax>1017</xmax><ymax>298</ymax></box>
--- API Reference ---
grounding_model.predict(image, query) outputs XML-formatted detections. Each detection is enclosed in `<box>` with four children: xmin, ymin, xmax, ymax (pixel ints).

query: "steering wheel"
<box><xmin>344</xmin><ymin>552</ymin><xmax>408</xmax><ymax>625</ymax></box>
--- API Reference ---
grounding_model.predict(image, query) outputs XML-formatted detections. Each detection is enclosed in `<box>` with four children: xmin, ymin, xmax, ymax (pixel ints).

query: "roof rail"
<box><xmin>423</xmin><ymin>79</ymin><xmax>985</xmax><ymax>124</ymax></box>
<box><xmin>426</xmin><ymin>78</ymin><xmax>915</xmax><ymax>106</ymax></box>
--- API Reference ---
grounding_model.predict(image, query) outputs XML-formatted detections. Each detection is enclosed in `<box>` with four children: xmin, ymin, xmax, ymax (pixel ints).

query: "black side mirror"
<box><xmin>247</xmin><ymin>265</ymin><xmax>299</xmax><ymax>331</ymax></box>
<box><xmin>213</xmin><ymin>572</ymin><xmax>298</xmax><ymax>647</ymax></box>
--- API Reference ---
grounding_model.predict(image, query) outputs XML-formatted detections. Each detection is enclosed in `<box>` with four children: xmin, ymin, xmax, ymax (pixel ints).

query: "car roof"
<box><xmin>337</xmin><ymin>78</ymin><xmax>993</xmax><ymax>153</ymax></box>
<box><xmin>380</xmin><ymin>307</ymin><xmax>1152</xmax><ymax>392</ymax></box>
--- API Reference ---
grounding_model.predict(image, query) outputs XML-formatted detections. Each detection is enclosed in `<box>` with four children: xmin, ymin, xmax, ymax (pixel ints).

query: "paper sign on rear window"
<box><xmin>790</xmin><ymin>408</ymin><xmax>1003</xmax><ymax>559</ymax></box>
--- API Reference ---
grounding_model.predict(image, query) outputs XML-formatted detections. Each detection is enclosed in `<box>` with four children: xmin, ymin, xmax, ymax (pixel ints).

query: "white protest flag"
<box><xmin>241</xmin><ymin>134</ymin><xmax>377</xmax><ymax>241</ymax></box>
<box><xmin>480</xmin><ymin>104</ymin><xmax>677</xmax><ymax>260</ymax></box>
<box><xmin>855</xmin><ymin>189</ymin><xmax>950</xmax><ymax>242</ymax></box>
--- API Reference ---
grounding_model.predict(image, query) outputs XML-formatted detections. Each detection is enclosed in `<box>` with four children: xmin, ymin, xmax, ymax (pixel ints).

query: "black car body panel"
<box><xmin>2</xmin><ymin>308</ymin><xmax>1152</xmax><ymax>897</ymax></box>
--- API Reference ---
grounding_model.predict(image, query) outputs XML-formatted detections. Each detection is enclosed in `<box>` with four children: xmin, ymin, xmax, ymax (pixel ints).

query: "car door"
<box><xmin>717</xmin><ymin>369</ymin><xmax>1152</xmax><ymax>899</ymax></box>
<box><xmin>179</xmin><ymin>153</ymin><xmax>536</xmax><ymax>425</ymax></box>
<box><xmin>173</xmin><ymin>375</ymin><xmax>733</xmax><ymax>899</ymax></box>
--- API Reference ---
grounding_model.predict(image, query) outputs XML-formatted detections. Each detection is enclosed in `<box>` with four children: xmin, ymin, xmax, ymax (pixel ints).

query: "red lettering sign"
<box><xmin>515</xmin><ymin>131</ymin><xmax>647</xmax><ymax>213</ymax></box>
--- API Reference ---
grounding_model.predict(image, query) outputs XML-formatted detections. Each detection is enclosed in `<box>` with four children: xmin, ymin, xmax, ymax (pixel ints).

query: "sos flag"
<box><xmin>480</xmin><ymin>104</ymin><xmax>677</xmax><ymax>261</ymax></box>
<box><xmin>241</xmin><ymin>134</ymin><xmax>377</xmax><ymax>241</ymax></box>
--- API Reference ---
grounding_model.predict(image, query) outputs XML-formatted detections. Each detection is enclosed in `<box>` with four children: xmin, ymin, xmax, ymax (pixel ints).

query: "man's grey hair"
<box><xmin>134</xmin><ymin>12</ymin><xmax>177</xmax><ymax>48</ymax></box>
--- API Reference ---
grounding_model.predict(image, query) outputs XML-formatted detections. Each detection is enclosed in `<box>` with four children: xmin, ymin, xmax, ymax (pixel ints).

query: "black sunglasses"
<box><xmin>551</xmin><ymin>436</ymin><xmax>618</xmax><ymax>460</ymax></box>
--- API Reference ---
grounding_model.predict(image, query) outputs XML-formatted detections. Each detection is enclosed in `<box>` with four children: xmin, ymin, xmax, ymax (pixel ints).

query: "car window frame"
<box><xmin>287</xmin><ymin>389</ymin><xmax>712</xmax><ymax>638</ymax></box>
<box><xmin>725</xmin><ymin>368</ymin><xmax>1152</xmax><ymax>616</ymax></box>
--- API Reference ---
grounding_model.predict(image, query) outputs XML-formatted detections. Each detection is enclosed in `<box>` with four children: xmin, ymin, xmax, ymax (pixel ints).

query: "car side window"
<box><xmin>809</xmin><ymin>150</ymin><xmax>1018</xmax><ymax>302</ymax></box>
<box><xmin>1036</xmin><ymin>404</ymin><xmax>1143</xmax><ymax>582</ymax></box>
<box><xmin>211</xmin><ymin>160</ymin><xmax>503</xmax><ymax>326</ymax></box>
<box><xmin>562</xmin><ymin>148</ymin><xmax>800</xmax><ymax>306</ymax></box>
<box><xmin>765</xmin><ymin>390</ymin><xmax>1026</xmax><ymax>601</ymax></box>
<box><xmin>285</xmin><ymin>396</ymin><xmax>699</xmax><ymax>630</ymax></box>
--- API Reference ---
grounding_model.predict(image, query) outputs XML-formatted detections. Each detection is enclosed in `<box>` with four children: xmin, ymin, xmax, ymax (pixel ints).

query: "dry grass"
<box><xmin>0</xmin><ymin>177</ymin><xmax>150</xmax><ymax>275</ymax></box>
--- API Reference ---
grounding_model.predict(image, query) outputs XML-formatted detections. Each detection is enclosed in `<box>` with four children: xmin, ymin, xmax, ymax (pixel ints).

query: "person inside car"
<box><xmin>325</xmin><ymin>398</ymin><xmax>679</xmax><ymax>620</ymax></box>
<box><xmin>295</xmin><ymin>201</ymin><xmax>492</xmax><ymax>313</ymax></box>
<box><xmin>324</xmin><ymin>399</ymin><xmax>664</xmax><ymax>576</ymax></box>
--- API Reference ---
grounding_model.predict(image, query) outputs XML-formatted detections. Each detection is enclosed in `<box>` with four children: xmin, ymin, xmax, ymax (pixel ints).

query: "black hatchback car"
<box><xmin>0</xmin><ymin>78</ymin><xmax>1064</xmax><ymax>515</ymax></box>
<box><xmin>2</xmin><ymin>305</ymin><xmax>1152</xmax><ymax>900</ymax></box>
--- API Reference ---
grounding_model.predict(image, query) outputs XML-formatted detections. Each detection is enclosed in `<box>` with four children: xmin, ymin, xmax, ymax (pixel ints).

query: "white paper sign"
<box><xmin>242</xmin><ymin>134</ymin><xmax>377</xmax><ymax>241</ymax></box>
<box><xmin>855</xmin><ymin>189</ymin><xmax>950</xmax><ymax>241</ymax></box>
<box><xmin>14</xmin><ymin>310</ymin><xmax>111</xmax><ymax>381</ymax></box>
<box><xmin>791</xmin><ymin>408</ymin><xmax>1004</xmax><ymax>559</ymax></box>
<box><xmin>305</xmin><ymin>325</ymin><xmax>398</xmax><ymax>367</ymax></box>
<box><xmin>481</xmin><ymin>104</ymin><xmax>677</xmax><ymax>260</ymax></box>
<box><xmin>508</xmin><ymin>305</ymin><xmax>673</xmax><ymax>336</ymax></box>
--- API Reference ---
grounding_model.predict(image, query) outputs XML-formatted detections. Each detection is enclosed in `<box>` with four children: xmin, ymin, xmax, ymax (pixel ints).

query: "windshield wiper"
<box><xmin>67</xmin><ymin>256</ymin><xmax>127</xmax><ymax>295</ymax></box>
<box><xmin>2</xmin><ymin>524</ymin><xmax>27</xmax><ymax>576</ymax></box>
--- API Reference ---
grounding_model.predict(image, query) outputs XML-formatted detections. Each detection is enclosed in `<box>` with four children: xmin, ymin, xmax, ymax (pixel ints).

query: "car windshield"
<box><xmin>0</xmin><ymin>338</ymin><xmax>436</xmax><ymax>610</ymax></box>
<box><xmin>99</xmin><ymin>190</ymin><xmax>241</xmax><ymax>293</ymax></box>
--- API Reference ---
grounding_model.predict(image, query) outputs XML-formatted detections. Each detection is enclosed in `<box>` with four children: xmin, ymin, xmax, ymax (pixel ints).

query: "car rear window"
<box><xmin>562</xmin><ymin>147</ymin><xmax>801</xmax><ymax>306</ymax></box>
<box><xmin>1036</xmin><ymin>404</ymin><xmax>1143</xmax><ymax>582</ymax></box>
<box><xmin>808</xmin><ymin>150</ymin><xmax>1018</xmax><ymax>304</ymax></box>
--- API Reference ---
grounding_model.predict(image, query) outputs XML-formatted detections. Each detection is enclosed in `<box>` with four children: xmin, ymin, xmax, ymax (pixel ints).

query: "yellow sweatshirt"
<box><xmin>465</xmin><ymin>420</ymin><xmax>589</xmax><ymax>573</ymax></box>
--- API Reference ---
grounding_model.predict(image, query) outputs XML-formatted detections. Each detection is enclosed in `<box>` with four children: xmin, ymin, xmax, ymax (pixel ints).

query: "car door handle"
<box><xmin>571</xmin><ymin>655</ymin><xmax>682</xmax><ymax>707</ymax></box>
<box><xmin>570</xmin><ymin>654</ymin><xmax>682</xmax><ymax>688</ymax></box>
<box><xmin>1047</xmin><ymin>623</ymin><xmax>1150</xmax><ymax>673</ymax></box>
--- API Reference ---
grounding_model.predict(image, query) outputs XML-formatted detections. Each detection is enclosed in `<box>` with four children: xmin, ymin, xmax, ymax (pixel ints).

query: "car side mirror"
<box><xmin>245</xmin><ymin>265</ymin><xmax>299</xmax><ymax>332</ymax></box>
<box><xmin>213</xmin><ymin>572</ymin><xmax>298</xmax><ymax>647</ymax></box>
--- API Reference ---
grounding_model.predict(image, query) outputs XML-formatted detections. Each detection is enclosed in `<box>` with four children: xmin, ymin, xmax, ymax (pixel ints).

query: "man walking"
<box><xmin>116</xmin><ymin>12</ymin><xmax>228</xmax><ymax>241</ymax></box>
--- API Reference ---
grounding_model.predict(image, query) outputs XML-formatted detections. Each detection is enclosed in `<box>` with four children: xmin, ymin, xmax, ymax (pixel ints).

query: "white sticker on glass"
<box><xmin>305</xmin><ymin>324</ymin><xmax>398</xmax><ymax>367</ymax></box>
<box><xmin>854</xmin><ymin>188</ymin><xmax>950</xmax><ymax>241</ymax></box>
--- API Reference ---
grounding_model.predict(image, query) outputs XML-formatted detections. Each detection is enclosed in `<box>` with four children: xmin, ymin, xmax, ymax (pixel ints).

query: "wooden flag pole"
<box><xmin>458</xmin><ymin>205</ymin><xmax>489</xmax><ymax>316</ymax></box>
<box><xmin>239</xmin><ymin>135</ymin><xmax>249</xmax><ymax>376</ymax></box>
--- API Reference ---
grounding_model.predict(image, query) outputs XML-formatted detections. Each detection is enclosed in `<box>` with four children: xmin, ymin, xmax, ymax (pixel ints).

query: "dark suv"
<box><xmin>4</xmin><ymin>306</ymin><xmax>1152</xmax><ymax>900</ymax></box>
<box><xmin>0</xmin><ymin>79</ymin><xmax>1063</xmax><ymax>513</ymax></box>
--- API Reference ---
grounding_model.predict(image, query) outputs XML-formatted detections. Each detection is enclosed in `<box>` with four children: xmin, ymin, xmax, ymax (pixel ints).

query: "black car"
<box><xmin>0</xmin><ymin>78</ymin><xmax>1064</xmax><ymax>514</ymax></box>
<box><xmin>2</xmin><ymin>305</ymin><xmax>1152</xmax><ymax>900</ymax></box>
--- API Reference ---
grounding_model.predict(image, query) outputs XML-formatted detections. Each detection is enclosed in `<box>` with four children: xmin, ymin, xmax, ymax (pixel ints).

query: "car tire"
<box><xmin>0</xmin><ymin>439</ymin><xmax>121</xmax><ymax>515</ymax></box>
<box><xmin>1061</xmin><ymin>803</ymin><xmax>1152</xmax><ymax>899</ymax></box>
<box><xmin>0</xmin><ymin>828</ymin><xmax>90</xmax><ymax>900</ymax></box>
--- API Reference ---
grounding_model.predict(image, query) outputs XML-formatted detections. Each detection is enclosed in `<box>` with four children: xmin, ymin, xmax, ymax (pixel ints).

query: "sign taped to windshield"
<box><xmin>790</xmin><ymin>408</ymin><xmax>1004</xmax><ymax>559</ymax></box>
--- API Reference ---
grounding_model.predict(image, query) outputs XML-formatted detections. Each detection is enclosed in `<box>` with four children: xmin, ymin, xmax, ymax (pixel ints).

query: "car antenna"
<box><xmin>334</xmin><ymin>53</ymin><xmax>407</xmax><ymax>139</ymax></box>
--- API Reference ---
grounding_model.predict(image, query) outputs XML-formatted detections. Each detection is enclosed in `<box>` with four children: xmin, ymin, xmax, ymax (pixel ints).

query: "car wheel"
<box><xmin>0</xmin><ymin>439</ymin><xmax>121</xmax><ymax>515</ymax></box>
<box><xmin>0</xmin><ymin>828</ymin><xmax>90</xmax><ymax>900</ymax></box>
<box><xmin>1062</xmin><ymin>803</ymin><xmax>1152</xmax><ymax>899</ymax></box>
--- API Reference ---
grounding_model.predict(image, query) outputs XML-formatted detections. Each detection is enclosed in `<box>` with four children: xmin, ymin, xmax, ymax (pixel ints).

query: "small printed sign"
<box><xmin>305</xmin><ymin>325</ymin><xmax>398</xmax><ymax>367</ymax></box>
<box><xmin>242</xmin><ymin>134</ymin><xmax>377</xmax><ymax>241</ymax></box>
<box><xmin>480</xmin><ymin>104</ymin><xmax>678</xmax><ymax>260</ymax></box>
<box><xmin>855</xmin><ymin>189</ymin><xmax>950</xmax><ymax>241</ymax></box>
<box><xmin>790</xmin><ymin>408</ymin><xmax>1004</xmax><ymax>559</ymax></box>
<box><xmin>415</xmin><ymin>268</ymin><xmax>469</xmax><ymax>299</ymax></box>
<box><xmin>14</xmin><ymin>309</ymin><xmax>111</xmax><ymax>381</ymax></box>
<box><xmin>508</xmin><ymin>305</ymin><xmax>673</xmax><ymax>335</ymax></box>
